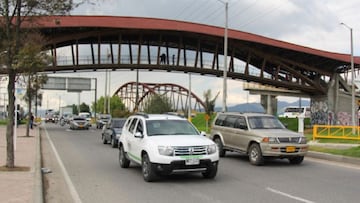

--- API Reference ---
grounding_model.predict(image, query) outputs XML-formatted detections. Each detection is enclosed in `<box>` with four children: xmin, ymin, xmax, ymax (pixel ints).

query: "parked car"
<box><xmin>96</xmin><ymin>114</ymin><xmax>112</xmax><ymax>129</ymax></box>
<box><xmin>118</xmin><ymin>113</ymin><xmax>219</xmax><ymax>182</ymax></box>
<box><xmin>69</xmin><ymin>116</ymin><xmax>90</xmax><ymax>130</ymax></box>
<box><xmin>102</xmin><ymin>118</ymin><xmax>126</xmax><ymax>148</ymax></box>
<box><xmin>210</xmin><ymin>112</ymin><xmax>308</xmax><ymax>165</ymax></box>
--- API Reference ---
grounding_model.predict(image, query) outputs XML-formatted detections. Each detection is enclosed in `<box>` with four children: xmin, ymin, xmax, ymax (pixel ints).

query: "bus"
<box><xmin>281</xmin><ymin>106</ymin><xmax>310</xmax><ymax>118</ymax></box>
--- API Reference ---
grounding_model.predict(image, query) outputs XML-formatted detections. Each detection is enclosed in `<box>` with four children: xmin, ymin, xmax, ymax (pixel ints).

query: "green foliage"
<box><xmin>278</xmin><ymin>117</ymin><xmax>311</xmax><ymax>131</ymax></box>
<box><xmin>191</xmin><ymin>112</ymin><xmax>216</xmax><ymax>133</ymax></box>
<box><xmin>79</xmin><ymin>102</ymin><xmax>90</xmax><ymax>113</ymax></box>
<box><xmin>92</xmin><ymin>95</ymin><xmax>127</xmax><ymax>117</ymax></box>
<box><xmin>143</xmin><ymin>94</ymin><xmax>172</xmax><ymax>114</ymax></box>
<box><xmin>72</xmin><ymin>104</ymin><xmax>79</xmax><ymax>115</ymax></box>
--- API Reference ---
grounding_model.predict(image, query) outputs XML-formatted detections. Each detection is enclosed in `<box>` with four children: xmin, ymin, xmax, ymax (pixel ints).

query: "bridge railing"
<box><xmin>53</xmin><ymin>55</ymin><xmax>270</xmax><ymax>78</ymax></box>
<box><xmin>313</xmin><ymin>125</ymin><xmax>360</xmax><ymax>141</ymax></box>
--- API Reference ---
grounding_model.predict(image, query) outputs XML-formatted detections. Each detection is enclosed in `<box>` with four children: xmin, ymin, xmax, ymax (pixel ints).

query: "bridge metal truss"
<box><xmin>4</xmin><ymin>16</ymin><xmax>357</xmax><ymax>98</ymax></box>
<box><xmin>34</xmin><ymin>24</ymin><xmax>357</xmax><ymax>96</ymax></box>
<box><xmin>114</xmin><ymin>82</ymin><xmax>206</xmax><ymax>112</ymax></box>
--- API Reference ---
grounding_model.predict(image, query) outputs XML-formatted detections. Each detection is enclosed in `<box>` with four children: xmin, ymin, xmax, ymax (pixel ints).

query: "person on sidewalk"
<box><xmin>30</xmin><ymin>113</ymin><xmax>34</xmax><ymax>129</ymax></box>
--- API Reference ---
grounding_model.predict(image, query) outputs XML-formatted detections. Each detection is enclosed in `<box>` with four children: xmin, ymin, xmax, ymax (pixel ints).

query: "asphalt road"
<box><xmin>41</xmin><ymin>123</ymin><xmax>360</xmax><ymax>203</ymax></box>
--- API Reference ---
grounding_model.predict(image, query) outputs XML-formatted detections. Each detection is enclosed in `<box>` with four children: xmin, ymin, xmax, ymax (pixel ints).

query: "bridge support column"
<box><xmin>310</xmin><ymin>74</ymin><xmax>358</xmax><ymax>126</ymax></box>
<box><xmin>260</xmin><ymin>95</ymin><xmax>277</xmax><ymax>116</ymax></box>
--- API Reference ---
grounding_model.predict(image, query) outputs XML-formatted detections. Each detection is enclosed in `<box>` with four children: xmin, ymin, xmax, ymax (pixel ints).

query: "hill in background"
<box><xmin>214</xmin><ymin>99</ymin><xmax>310</xmax><ymax>114</ymax></box>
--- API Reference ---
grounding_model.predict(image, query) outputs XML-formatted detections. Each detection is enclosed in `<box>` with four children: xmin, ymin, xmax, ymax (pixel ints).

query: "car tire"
<box><xmin>111</xmin><ymin>136</ymin><xmax>117</xmax><ymax>148</ymax></box>
<box><xmin>248</xmin><ymin>143</ymin><xmax>264</xmax><ymax>166</ymax></box>
<box><xmin>202</xmin><ymin>162</ymin><xmax>218</xmax><ymax>179</ymax></box>
<box><xmin>119</xmin><ymin>145</ymin><xmax>130</xmax><ymax>168</ymax></box>
<box><xmin>214</xmin><ymin>137</ymin><xmax>226</xmax><ymax>157</ymax></box>
<box><xmin>142</xmin><ymin>153</ymin><xmax>157</xmax><ymax>182</ymax></box>
<box><xmin>102</xmin><ymin>135</ymin><xmax>107</xmax><ymax>144</ymax></box>
<box><xmin>289</xmin><ymin>156</ymin><xmax>304</xmax><ymax>164</ymax></box>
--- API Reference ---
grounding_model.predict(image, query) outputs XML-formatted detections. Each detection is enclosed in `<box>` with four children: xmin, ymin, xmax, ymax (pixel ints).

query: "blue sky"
<box><xmin>38</xmin><ymin>0</ymin><xmax>360</xmax><ymax>111</ymax></box>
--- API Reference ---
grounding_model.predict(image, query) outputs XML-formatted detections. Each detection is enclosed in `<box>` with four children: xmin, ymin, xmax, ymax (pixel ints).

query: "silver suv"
<box><xmin>118</xmin><ymin>113</ymin><xmax>219</xmax><ymax>182</ymax></box>
<box><xmin>210</xmin><ymin>112</ymin><xmax>308</xmax><ymax>165</ymax></box>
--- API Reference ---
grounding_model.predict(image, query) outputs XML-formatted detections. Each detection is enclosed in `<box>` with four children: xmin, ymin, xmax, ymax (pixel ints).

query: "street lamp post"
<box><xmin>341</xmin><ymin>22</ymin><xmax>356</xmax><ymax>132</ymax></box>
<box><xmin>217</xmin><ymin>0</ymin><xmax>228</xmax><ymax>112</ymax></box>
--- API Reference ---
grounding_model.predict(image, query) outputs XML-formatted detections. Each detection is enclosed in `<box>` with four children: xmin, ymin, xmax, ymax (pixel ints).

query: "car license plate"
<box><xmin>286</xmin><ymin>146</ymin><xmax>296</xmax><ymax>152</ymax></box>
<box><xmin>185</xmin><ymin>158</ymin><xmax>200</xmax><ymax>165</ymax></box>
<box><xmin>79</xmin><ymin>125</ymin><xmax>83</xmax><ymax>128</ymax></box>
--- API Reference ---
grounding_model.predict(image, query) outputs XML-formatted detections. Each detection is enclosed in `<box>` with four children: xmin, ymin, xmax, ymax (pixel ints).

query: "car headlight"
<box><xmin>262</xmin><ymin>137</ymin><xmax>279</xmax><ymax>144</ymax></box>
<box><xmin>299</xmin><ymin>137</ymin><xmax>307</xmax><ymax>144</ymax></box>
<box><xmin>207</xmin><ymin>144</ymin><xmax>217</xmax><ymax>154</ymax></box>
<box><xmin>158</xmin><ymin>146</ymin><xmax>174</xmax><ymax>156</ymax></box>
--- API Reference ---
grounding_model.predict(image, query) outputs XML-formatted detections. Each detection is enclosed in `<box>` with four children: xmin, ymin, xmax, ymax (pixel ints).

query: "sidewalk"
<box><xmin>0</xmin><ymin>124</ymin><xmax>42</xmax><ymax>203</ymax></box>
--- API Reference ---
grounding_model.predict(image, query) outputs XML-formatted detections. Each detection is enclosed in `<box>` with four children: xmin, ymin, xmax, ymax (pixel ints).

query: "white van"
<box><xmin>282</xmin><ymin>107</ymin><xmax>310</xmax><ymax>118</ymax></box>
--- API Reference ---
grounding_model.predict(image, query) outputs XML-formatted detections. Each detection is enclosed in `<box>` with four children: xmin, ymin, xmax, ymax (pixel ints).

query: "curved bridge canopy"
<box><xmin>114</xmin><ymin>82</ymin><xmax>206</xmax><ymax>112</ymax></box>
<box><xmin>12</xmin><ymin>15</ymin><xmax>360</xmax><ymax>96</ymax></box>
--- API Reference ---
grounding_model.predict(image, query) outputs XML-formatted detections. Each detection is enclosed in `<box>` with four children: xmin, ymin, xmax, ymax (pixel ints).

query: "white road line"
<box><xmin>266</xmin><ymin>187</ymin><xmax>315</xmax><ymax>203</ymax></box>
<box><xmin>44</xmin><ymin>127</ymin><xmax>83</xmax><ymax>203</ymax></box>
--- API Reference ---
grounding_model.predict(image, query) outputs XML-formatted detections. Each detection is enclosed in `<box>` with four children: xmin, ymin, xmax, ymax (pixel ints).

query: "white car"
<box><xmin>118</xmin><ymin>113</ymin><xmax>219</xmax><ymax>182</ymax></box>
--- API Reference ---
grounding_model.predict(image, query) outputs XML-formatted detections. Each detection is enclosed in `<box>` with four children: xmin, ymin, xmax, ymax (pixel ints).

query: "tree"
<box><xmin>203</xmin><ymin>90</ymin><xmax>219</xmax><ymax>125</ymax></box>
<box><xmin>0</xmin><ymin>0</ymin><xmax>93</xmax><ymax>168</ymax></box>
<box><xmin>17</xmin><ymin>38</ymin><xmax>50</xmax><ymax>137</ymax></box>
<box><xmin>79</xmin><ymin>102</ymin><xmax>90</xmax><ymax>113</ymax></box>
<box><xmin>143</xmin><ymin>94</ymin><xmax>172</xmax><ymax>114</ymax></box>
<box><xmin>92</xmin><ymin>95</ymin><xmax>128</xmax><ymax>117</ymax></box>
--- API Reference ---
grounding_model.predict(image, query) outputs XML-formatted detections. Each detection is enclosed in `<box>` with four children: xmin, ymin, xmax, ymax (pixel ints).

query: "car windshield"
<box><xmin>146</xmin><ymin>120</ymin><xmax>199</xmax><ymax>136</ymax></box>
<box><xmin>248</xmin><ymin>116</ymin><xmax>285</xmax><ymax>129</ymax></box>
<box><xmin>112</xmin><ymin>119</ymin><xmax>125</xmax><ymax>128</ymax></box>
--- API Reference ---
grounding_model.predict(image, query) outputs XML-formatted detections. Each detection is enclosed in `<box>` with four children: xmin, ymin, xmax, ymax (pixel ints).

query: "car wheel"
<box><xmin>111</xmin><ymin>136</ymin><xmax>117</xmax><ymax>148</ymax></box>
<box><xmin>214</xmin><ymin>137</ymin><xmax>226</xmax><ymax>157</ymax></box>
<box><xmin>248</xmin><ymin>143</ymin><xmax>264</xmax><ymax>166</ymax></box>
<box><xmin>142</xmin><ymin>153</ymin><xmax>157</xmax><ymax>182</ymax></box>
<box><xmin>289</xmin><ymin>156</ymin><xmax>304</xmax><ymax>164</ymax></box>
<box><xmin>102</xmin><ymin>135</ymin><xmax>107</xmax><ymax>144</ymax></box>
<box><xmin>202</xmin><ymin>162</ymin><xmax>218</xmax><ymax>179</ymax></box>
<box><xmin>119</xmin><ymin>145</ymin><xmax>130</xmax><ymax>168</ymax></box>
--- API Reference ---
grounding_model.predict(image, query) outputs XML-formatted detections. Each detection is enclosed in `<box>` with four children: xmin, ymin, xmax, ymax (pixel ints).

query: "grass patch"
<box><xmin>309</xmin><ymin>146</ymin><xmax>360</xmax><ymax>158</ymax></box>
<box><xmin>0</xmin><ymin>165</ymin><xmax>30</xmax><ymax>172</ymax></box>
<box><xmin>191</xmin><ymin>113</ymin><xmax>216</xmax><ymax>133</ymax></box>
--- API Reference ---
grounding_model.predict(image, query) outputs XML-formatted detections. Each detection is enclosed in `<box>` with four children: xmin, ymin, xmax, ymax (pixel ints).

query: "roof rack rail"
<box><xmin>134</xmin><ymin>112</ymin><xmax>149</xmax><ymax>118</ymax></box>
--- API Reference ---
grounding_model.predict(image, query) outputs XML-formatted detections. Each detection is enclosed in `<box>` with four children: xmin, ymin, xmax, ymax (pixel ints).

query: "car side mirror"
<box><xmin>200</xmin><ymin>131</ymin><xmax>207</xmax><ymax>136</ymax></box>
<box><xmin>134</xmin><ymin>131</ymin><xmax>143</xmax><ymax>138</ymax></box>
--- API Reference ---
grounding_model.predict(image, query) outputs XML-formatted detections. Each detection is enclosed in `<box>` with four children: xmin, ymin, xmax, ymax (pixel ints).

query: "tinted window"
<box><xmin>234</xmin><ymin>116</ymin><xmax>247</xmax><ymax>129</ymax></box>
<box><xmin>224</xmin><ymin>116</ymin><xmax>237</xmax><ymax>128</ymax></box>
<box><xmin>215</xmin><ymin>114</ymin><xmax>226</xmax><ymax>126</ymax></box>
<box><xmin>112</xmin><ymin>119</ymin><xmax>126</xmax><ymax>128</ymax></box>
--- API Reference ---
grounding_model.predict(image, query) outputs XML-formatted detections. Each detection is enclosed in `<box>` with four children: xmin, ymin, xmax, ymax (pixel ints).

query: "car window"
<box><xmin>215</xmin><ymin>114</ymin><xmax>226</xmax><ymax>126</ymax></box>
<box><xmin>234</xmin><ymin>116</ymin><xmax>247</xmax><ymax>130</ymax></box>
<box><xmin>224</xmin><ymin>116</ymin><xmax>237</xmax><ymax>128</ymax></box>
<box><xmin>146</xmin><ymin>120</ymin><xmax>199</xmax><ymax>136</ymax></box>
<box><xmin>136</xmin><ymin>120</ymin><xmax>144</xmax><ymax>134</ymax></box>
<box><xmin>128</xmin><ymin>118</ymin><xmax>138</xmax><ymax>133</ymax></box>
<box><xmin>112</xmin><ymin>119</ymin><xmax>126</xmax><ymax>128</ymax></box>
<box><xmin>248</xmin><ymin>116</ymin><xmax>285</xmax><ymax>129</ymax></box>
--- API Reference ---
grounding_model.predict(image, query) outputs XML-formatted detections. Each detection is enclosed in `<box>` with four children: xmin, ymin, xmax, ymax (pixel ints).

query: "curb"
<box><xmin>307</xmin><ymin>151</ymin><xmax>360</xmax><ymax>166</ymax></box>
<box><xmin>34</xmin><ymin>126</ymin><xmax>43</xmax><ymax>203</ymax></box>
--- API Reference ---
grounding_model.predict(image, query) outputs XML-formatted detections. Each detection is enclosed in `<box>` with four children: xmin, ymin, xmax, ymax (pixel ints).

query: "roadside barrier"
<box><xmin>313</xmin><ymin>125</ymin><xmax>360</xmax><ymax>141</ymax></box>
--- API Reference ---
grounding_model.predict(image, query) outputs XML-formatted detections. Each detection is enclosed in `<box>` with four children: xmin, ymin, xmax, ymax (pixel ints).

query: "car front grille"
<box><xmin>174</xmin><ymin>146</ymin><xmax>207</xmax><ymax>156</ymax></box>
<box><xmin>277</xmin><ymin>137</ymin><xmax>301</xmax><ymax>143</ymax></box>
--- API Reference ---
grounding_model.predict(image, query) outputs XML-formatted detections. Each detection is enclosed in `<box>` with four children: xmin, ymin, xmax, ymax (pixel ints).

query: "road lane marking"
<box><xmin>44</xmin><ymin>127</ymin><xmax>83</xmax><ymax>203</ymax></box>
<box><xmin>266</xmin><ymin>187</ymin><xmax>315</xmax><ymax>203</ymax></box>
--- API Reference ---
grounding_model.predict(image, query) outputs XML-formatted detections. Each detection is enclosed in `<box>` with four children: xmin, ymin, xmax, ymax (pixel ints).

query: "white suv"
<box><xmin>118</xmin><ymin>113</ymin><xmax>219</xmax><ymax>182</ymax></box>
